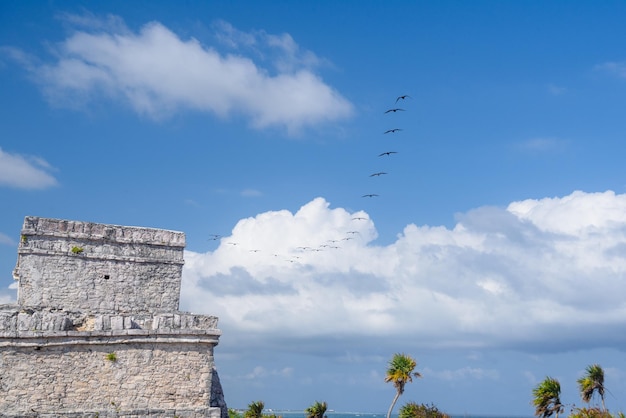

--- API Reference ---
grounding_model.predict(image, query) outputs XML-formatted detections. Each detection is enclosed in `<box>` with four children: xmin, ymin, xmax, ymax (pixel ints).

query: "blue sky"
<box><xmin>2</xmin><ymin>1</ymin><xmax>626</xmax><ymax>415</ymax></box>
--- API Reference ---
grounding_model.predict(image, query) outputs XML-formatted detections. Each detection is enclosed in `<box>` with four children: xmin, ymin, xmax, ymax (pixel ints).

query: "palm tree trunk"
<box><xmin>386</xmin><ymin>391</ymin><xmax>401</xmax><ymax>418</ymax></box>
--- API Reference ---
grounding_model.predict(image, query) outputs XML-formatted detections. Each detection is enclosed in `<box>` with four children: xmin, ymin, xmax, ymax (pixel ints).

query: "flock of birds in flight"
<box><xmin>361</xmin><ymin>94</ymin><xmax>410</xmax><ymax>200</ymax></box>
<box><xmin>208</xmin><ymin>94</ymin><xmax>411</xmax><ymax>265</ymax></box>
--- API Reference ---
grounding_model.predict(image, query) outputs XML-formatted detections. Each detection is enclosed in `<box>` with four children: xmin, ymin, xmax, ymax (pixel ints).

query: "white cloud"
<box><xmin>241</xmin><ymin>189</ymin><xmax>263</xmax><ymax>197</ymax></box>
<box><xmin>24</xmin><ymin>15</ymin><xmax>353</xmax><ymax>134</ymax></box>
<box><xmin>547</xmin><ymin>84</ymin><xmax>567</xmax><ymax>95</ymax></box>
<box><xmin>424</xmin><ymin>366</ymin><xmax>500</xmax><ymax>381</ymax></box>
<box><xmin>181</xmin><ymin>190</ymin><xmax>626</xmax><ymax>356</ymax></box>
<box><xmin>0</xmin><ymin>147</ymin><xmax>58</xmax><ymax>189</ymax></box>
<box><xmin>595</xmin><ymin>61</ymin><xmax>626</xmax><ymax>79</ymax></box>
<box><xmin>0</xmin><ymin>232</ymin><xmax>15</xmax><ymax>246</ymax></box>
<box><xmin>0</xmin><ymin>294</ymin><xmax>15</xmax><ymax>305</ymax></box>
<box><xmin>516</xmin><ymin>137</ymin><xmax>568</xmax><ymax>153</ymax></box>
<box><xmin>241</xmin><ymin>366</ymin><xmax>294</xmax><ymax>380</ymax></box>
<box><xmin>523</xmin><ymin>370</ymin><xmax>537</xmax><ymax>385</ymax></box>
<box><xmin>212</xmin><ymin>20</ymin><xmax>325</xmax><ymax>73</ymax></box>
<box><xmin>0</xmin><ymin>283</ymin><xmax>17</xmax><ymax>304</ymax></box>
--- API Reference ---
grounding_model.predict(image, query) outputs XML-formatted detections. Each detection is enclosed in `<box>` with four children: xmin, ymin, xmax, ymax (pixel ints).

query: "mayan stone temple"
<box><xmin>0</xmin><ymin>216</ymin><xmax>227</xmax><ymax>417</ymax></box>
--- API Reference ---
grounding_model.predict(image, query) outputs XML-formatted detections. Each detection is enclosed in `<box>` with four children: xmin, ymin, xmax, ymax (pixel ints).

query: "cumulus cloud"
<box><xmin>0</xmin><ymin>284</ymin><xmax>17</xmax><ymax>305</ymax></box>
<box><xmin>15</xmin><ymin>14</ymin><xmax>353</xmax><ymax>134</ymax></box>
<box><xmin>0</xmin><ymin>148</ymin><xmax>58</xmax><ymax>189</ymax></box>
<box><xmin>182</xmin><ymin>191</ymin><xmax>626</xmax><ymax>356</ymax></box>
<box><xmin>0</xmin><ymin>294</ymin><xmax>16</xmax><ymax>305</ymax></box>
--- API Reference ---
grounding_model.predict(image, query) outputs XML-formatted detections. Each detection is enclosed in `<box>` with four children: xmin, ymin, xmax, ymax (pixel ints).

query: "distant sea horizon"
<box><xmin>239</xmin><ymin>410</ymin><xmax>533</xmax><ymax>418</ymax></box>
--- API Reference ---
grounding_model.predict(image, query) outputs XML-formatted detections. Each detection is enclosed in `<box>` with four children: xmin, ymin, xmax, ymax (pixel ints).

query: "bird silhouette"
<box><xmin>384</xmin><ymin>108</ymin><xmax>405</xmax><ymax>113</ymax></box>
<box><xmin>378</xmin><ymin>151</ymin><xmax>398</xmax><ymax>157</ymax></box>
<box><xmin>395</xmin><ymin>95</ymin><xmax>411</xmax><ymax>103</ymax></box>
<box><xmin>362</xmin><ymin>194</ymin><xmax>379</xmax><ymax>198</ymax></box>
<box><xmin>352</xmin><ymin>217</ymin><xmax>367</xmax><ymax>221</ymax></box>
<box><xmin>384</xmin><ymin>128</ymin><xmax>402</xmax><ymax>134</ymax></box>
<box><xmin>369</xmin><ymin>172</ymin><xmax>387</xmax><ymax>177</ymax></box>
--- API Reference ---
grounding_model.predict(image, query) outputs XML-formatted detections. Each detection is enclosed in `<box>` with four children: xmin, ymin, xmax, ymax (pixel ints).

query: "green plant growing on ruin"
<box><xmin>20</xmin><ymin>234</ymin><xmax>27</xmax><ymax>243</ymax></box>
<box><xmin>71</xmin><ymin>246</ymin><xmax>84</xmax><ymax>254</ymax></box>
<box><xmin>110</xmin><ymin>401</ymin><xmax>121</xmax><ymax>413</ymax></box>
<box><xmin>105</xmin><ymin>352</ymin><xmax>117</xmax><ymax>362</ymax></box>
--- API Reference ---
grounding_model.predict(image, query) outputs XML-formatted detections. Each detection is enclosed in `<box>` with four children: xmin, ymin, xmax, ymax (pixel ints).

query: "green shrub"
<box><xmin>105</xmin><ymin>352</ymin><xmax>117</xmax><ymax>362</ymax></box>
<box><xmin>244</xmin><ymin>401</ymin><xmax>265</xmax><ymax>418</ymax></box>
<box><xmin>399</xmin><ymin>402</ymin><xmax>450</xmax><ymax>418</ymax></box>
<box><xmin>568</xmin><ymin>408</ymin><xmax>616</xmax><ymax>418</ymax></box>
<box><xmin>71</xmin><ymin>246</ymin><xmax>84</xmax><ymax>254</ymax></box>
<box><xmin>229</xmin><ymin>409</ymin><xmax>244</xmax><ymax>418</ymax></box>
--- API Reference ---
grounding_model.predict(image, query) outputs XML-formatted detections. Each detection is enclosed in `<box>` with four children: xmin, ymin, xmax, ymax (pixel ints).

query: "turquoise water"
<box><xmin>260</xmin><ymin>411</ymin><xmax>531</xmax><ymax>418</ymax></box>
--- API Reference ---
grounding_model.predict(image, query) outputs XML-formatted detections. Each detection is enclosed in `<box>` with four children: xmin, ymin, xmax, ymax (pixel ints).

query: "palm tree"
<box><xmin>532</xmin><ymin>376</ymin><xmax>564</xmax><ymax>418</ymax></box>
<box><xmin>306</xmin><ymin>401</ymin><xmax>328</xmax><ymax>418</ymax></box>
<box><xmin>244</xmin><ymin>401</ymin><xmax>265</xmax><ymax>418</ymax></box>
<box><xmin>385</xmin><ymin>353</ymin><xmax>422</xmax><ymax>418</ymax></box>
<box><xmin>577</xmin><ymin>364</ymin><xmax>606</xmax><ymax>411</ymax></box>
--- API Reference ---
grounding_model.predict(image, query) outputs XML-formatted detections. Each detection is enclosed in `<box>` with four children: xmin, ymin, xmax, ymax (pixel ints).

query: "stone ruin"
<box><xmin>0</xmin><ymin>216</ymin><xmax>227</xmax><ymax>417</ymax></box>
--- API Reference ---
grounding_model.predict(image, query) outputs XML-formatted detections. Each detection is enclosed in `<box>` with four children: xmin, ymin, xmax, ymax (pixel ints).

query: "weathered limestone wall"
<box><xmin>0</xmin><ymin>217</ymin><xmax>227</xmax><ymax>417</ymax></box>
<box><xmin>14</xmin><ymin>216</ymin><xmax>185</xmax><ymax>313</ymax></box>
<box><xmin>0</xmin><ymin>335</ymin><xmax>220</xmax><ymax>417</ymax></box>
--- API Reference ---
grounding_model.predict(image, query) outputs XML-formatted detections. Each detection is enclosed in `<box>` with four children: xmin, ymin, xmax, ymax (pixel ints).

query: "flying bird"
<box><xmin>369</xmin><ymin>172</ymin><xmax>387</xmax><ymax>177</ymax></box>
<box><xmin>208</xmin><ymin>234</ymin><xmax>221</xmax><ymax>240</ymax></box>
<box><xmin>384</xmin><ymin>128</ymin><xmax>402</xmax><ymax>134</ymax></box>
<box><xmin>362</xmin><ymin>194</ymin><xmax>379</xmax><ymax>198</ymax></box>
<box><xmin>384</xmin><ymin>108</ymin><xmax>405</xmax><ymax>113</ymax></box>
<box><xmin>352</xmin><ymin>217</ymin><xmax>367</xmax><ymax>221</ymax></box>
<box><xmin>378</xmin><ymin>151</ymin><xmax>398</xmax><ymax>157</ymax></box>
<box><xmin>395</xmin><ymin>95</ymin><xmax>411</xmax><ymax>103</ymax></box>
